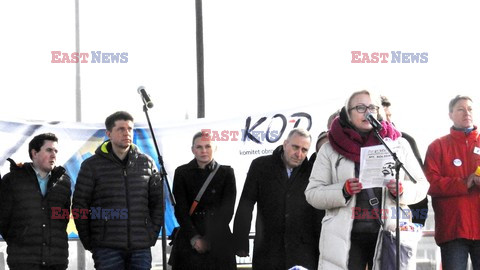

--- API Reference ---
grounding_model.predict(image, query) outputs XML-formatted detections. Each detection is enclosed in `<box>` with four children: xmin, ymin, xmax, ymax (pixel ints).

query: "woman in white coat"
<box><xmin>305</xmin><ymin>90</ymin><xmax>429</xmax><ymax>270</ymax></box>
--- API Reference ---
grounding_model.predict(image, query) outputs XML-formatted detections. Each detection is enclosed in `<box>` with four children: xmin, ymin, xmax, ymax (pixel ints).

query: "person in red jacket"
<box><xmin>424</xmin><ymin>95</ymin><xmax>480</xmax><ymax>269</ymax></box>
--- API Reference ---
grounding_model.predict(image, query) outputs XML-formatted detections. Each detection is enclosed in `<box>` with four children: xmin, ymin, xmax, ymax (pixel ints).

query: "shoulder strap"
<box><xmin>365</xmin><ymin>188</ymin><xmax>384</xmax><ymax>227</ymax></box>
<box><xmin>188</xmin><ymin>162</ymin><xmax>221</xmax><ymax>215</ymax></box>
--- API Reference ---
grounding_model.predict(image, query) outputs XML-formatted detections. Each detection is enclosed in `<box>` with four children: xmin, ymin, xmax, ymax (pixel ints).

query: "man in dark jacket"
<box><xmin>381</xmin><ymin>95</ymin><xmax>429</xmax><ymax>225</ymax></box>
<box><xmin>72</xmin><ymin>111</ymin><xmax>163</xmax><ymax>270</ymax></box>
<box><xmin>233</xmin><ymin>128</ymin><xmax>324</xmax><ymax>270</ymax></box>
<box><xmin>0</xmin><ymin>133</ymin><xmax>71</xmax><ymax>270</ymax></box>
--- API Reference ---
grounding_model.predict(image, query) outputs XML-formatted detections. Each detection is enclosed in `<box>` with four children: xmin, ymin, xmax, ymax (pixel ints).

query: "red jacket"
<box><xmin>425</xmin><ymin>126</ymin><xmax>480</xmax><ymax>244</ymax></box>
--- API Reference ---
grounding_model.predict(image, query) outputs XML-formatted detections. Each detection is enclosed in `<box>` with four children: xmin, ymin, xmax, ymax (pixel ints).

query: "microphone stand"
<box><xmin>141</xmin><ymin>103</ymin><xmax>176</xmax><ymax>270</ymax></box>
<box><xmin>372</xmin><ymin>128</ymin><xmax>417</xmax><ymax>270</ymax></box>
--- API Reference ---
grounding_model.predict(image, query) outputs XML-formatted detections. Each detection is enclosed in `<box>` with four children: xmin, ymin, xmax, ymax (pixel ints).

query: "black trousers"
<box><xmin>8</xmin><ymin>264</ymin><xmax>67</xmax><ymax>270</ymax></box>
<box><xmin>348</xmin><ymin>232</ymin><xmax>378</xmax><ymax>270</ymax></box>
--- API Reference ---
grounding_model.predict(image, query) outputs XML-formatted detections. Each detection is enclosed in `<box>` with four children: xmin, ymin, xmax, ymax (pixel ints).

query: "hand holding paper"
<box><xmin>344</xmin><ymin>178</ymin><xmax>363</xmax><ymax>195</ymax></box>
<box><xmin>386</xmin><ymin>179</ymin><xmax>403</xmax><ymax>197</ymax></box>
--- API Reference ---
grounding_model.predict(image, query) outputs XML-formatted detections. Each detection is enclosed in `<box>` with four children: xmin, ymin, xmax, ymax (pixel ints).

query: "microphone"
<box><xmin>137</xmin><ymin>86</ymin><xmax>154</xmax><ymax>108</ymax></box>
<box><xmin>365</xmin><ymin>112</ymin><xmax>382</xmax><ymax>131</ymax></box>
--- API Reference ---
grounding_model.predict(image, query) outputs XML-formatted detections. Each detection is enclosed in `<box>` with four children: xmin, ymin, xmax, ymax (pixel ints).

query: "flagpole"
<box><xmin>75</xmin><ymin>1</ymin><xmax>86</xmax><ymax>270</ymax></box>
<box><xmin>196</xmin><ymin>0</ymin><xmax>205</xmax><ymax>118</ymax></box>
<box><xmin>75</xmin><ymin>0</ymin><xmax>82</xmax><ymax>123</ymax></box>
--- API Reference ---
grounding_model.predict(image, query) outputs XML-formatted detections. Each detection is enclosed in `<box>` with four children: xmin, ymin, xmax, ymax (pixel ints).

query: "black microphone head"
<box><xmin>137</xmin><ymin>86</ymin><xmax>154</xmax><ymax>108</ymax></box>
<box><xmin>365</xmin><ymin>112</ymin><xmax>382</xmax><ymax>131</ymax></box>
<box><xmin>365</xmin><ymin>112</ymin><xmax>374</xmax><ymax>121</ymax></box>
<box><xmin>146</xmin><ymin>101</ymin><xmax>154</xmax><ymax>109</ymax></box>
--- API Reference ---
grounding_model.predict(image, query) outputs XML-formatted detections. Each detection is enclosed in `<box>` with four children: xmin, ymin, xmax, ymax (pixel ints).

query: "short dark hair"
<box><xmin>317</xmin><ymin>131</ymin><xmax>328</xmax><ymax>142</ymax></box>
<box><xmin>316</xmin><ymin>131</ymin><xmax>328</xmax><ymax>152</ymax></box>
<box><xmin>449</xmin><ymin>95</ymin><xmax>472</xmax><ymax>113</ymax></box>
<box><xmin>105</xmin><ymin>111</ymin><xmax>134</xmax><ymax>131</ymax></box>
<box><xmin>380</xmin><ymin>95</ymin><xmax>391</xmax><ymax>107</ymax></box>
<box><xmin>28</xmin><ymin>133</ymin><xmax>58</xmax><ymax>159</ymax></box>
<box><xmin>327</xmin><ymin>109</ymin><xmax>341</xmax><ymax>130</ymax></box>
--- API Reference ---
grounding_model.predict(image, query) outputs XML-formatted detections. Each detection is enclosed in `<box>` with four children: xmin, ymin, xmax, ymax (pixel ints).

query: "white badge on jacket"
<box><xmin>474</xmin><ymin>146</ymin><xmax>480</xmax><ymax>155</ymax></box>
<box><xmin>453</xmin><ymin>158</ymin><xmax>462</xmax><ymax>167</ymax></box>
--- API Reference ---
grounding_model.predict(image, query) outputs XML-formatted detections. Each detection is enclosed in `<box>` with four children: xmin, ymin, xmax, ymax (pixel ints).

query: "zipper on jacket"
<box><xmin>123</xmin><ymin>167</ymin><xmax>131</xmax><ymax>249</ymax></box>
<box><xmin>103</xmin><ymin>216</ymin><xmax>109</xmax><ymax>241</ymax></box>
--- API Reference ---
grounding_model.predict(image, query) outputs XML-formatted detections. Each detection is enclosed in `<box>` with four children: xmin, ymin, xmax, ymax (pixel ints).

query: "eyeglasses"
<box><xmin>348</xmin><ymin>104</ymin><xmax>380</xmax><ymax>113</ymax></box>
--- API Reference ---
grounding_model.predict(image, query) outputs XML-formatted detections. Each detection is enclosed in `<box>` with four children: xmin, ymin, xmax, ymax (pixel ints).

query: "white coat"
<box><xmin>305</xmin><ymin>138</ymin><xmax>429</xmax><ymax>270</ymax></box>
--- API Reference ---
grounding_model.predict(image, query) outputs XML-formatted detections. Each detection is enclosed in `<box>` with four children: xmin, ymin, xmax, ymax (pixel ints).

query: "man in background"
<box><xmin>381</xmin><ymin>95</ymin><xmax>428</xmax><ymax>226</ymax></box>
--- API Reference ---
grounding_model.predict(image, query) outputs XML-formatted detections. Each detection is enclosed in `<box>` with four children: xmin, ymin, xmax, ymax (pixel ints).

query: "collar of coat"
<box><xmin>449</xmin><ymin>125</ymin><xmax>478</xmax><ymax>140</ymax></box>
<box><xmin>273</xmin><ymin>145</ymin><xmax>310</xmax><ymax>171</ymax></box>
<box><xmin>6</xmin><ymin>157</ymin><xmax>67</xmax><ymax>183</ymax></box>
<box><xmin>186</xmin><ymin>158</ymin><xmax>217</xmax><ymax>172</ymax></box>
<box><xmin>99</xmin><ymin>140</ymin><xmax>137</xmax><ymax>154</ymax></box>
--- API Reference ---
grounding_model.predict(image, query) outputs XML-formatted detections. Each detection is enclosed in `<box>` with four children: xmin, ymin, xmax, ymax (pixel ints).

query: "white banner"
<box><xmin>0</xmin><ymin>104</ymin><xmax>333</xmax><ymax>236</ymax></box>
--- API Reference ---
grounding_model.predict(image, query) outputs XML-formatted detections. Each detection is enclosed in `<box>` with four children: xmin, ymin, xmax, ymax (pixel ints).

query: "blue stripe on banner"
<box><xmin>134</xmin><ymin>128</ymin><xmax>179</xmax><ymax>236</ymax></box>
<box><xmin>0</xmin><ymin>121</ymin><xmax>42</xmax><ymax>168</ymax></box>
<box><xmin>63</xmin><ymin>129</ymin><xmax>107</xmax><ymax>194</ymax></box>
<box><xmin>0</xmin><ymin>122</ymin><xmax>179</xmax><ymax>239</ymax></box>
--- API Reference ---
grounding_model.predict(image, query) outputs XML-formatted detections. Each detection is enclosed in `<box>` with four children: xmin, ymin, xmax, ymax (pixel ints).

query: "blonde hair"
<box><xmin>345</xmin><ymin>89</ymin><xmax>381</xmax><ymax>122</ymax></box>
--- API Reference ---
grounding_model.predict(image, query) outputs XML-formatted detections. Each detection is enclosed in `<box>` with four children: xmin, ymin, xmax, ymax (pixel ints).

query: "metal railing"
<box><xmin>1</xmin><ymin>231</ymin><xmax>443</xmax><ymax>270</ymax></box>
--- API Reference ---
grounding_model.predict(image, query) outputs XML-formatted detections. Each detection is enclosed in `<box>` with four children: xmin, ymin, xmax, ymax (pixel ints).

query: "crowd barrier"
<box><xmin>1</xmin><ymin>231</ymin><xmax>448</xmax><ymax>270</ymax></box>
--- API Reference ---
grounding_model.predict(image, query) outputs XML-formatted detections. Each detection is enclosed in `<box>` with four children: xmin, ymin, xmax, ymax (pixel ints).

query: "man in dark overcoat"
<box><xmin>233</xmin><ymin>128</ymin><xmax>324</xmax><ymax>270</ymax></box>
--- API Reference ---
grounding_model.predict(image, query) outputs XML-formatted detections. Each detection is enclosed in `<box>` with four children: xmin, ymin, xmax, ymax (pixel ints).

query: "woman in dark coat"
<box><xmin>169</xmin><ymin>131</ymin><xmax>237</xmax><ymax>270</ymax></box>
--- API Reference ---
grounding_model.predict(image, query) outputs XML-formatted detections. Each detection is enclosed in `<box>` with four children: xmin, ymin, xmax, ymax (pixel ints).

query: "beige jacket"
<box><xmin>305</xmin><ymin>138</ymin><xmax>429</xmax><ymax>270</ymax></box>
